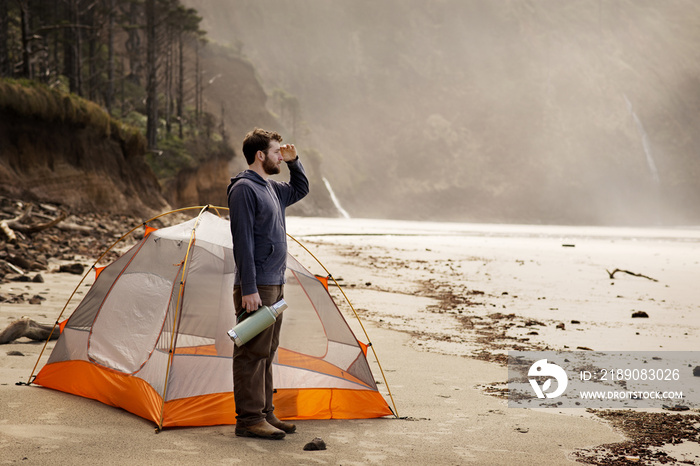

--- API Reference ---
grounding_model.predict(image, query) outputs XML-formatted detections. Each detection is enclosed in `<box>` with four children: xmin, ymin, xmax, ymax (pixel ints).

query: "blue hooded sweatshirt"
<box><xmin>227</xmin><ymin>158</ymin><xmax>309</xmax><ymax>296</ymax></box>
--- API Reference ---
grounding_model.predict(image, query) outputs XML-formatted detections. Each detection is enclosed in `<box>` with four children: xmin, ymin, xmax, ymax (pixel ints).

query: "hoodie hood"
<box><xmin>227</xmin><ymin>170</ymin><xmax>266</xmax><ymax>196</ymax></box>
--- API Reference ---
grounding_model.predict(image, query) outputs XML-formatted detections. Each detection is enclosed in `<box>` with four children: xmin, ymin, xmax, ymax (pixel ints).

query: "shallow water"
<box><xmin>289</xmin><ymin>216</ymin><xmax>700</xmax><ymax>242</ymax></box>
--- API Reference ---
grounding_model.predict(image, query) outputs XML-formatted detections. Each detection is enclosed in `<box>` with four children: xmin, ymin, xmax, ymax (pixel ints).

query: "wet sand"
<box><xmin>2</xmin><ymin>216</ymin><xmax>699</xmax><ymax>464</ymax></box>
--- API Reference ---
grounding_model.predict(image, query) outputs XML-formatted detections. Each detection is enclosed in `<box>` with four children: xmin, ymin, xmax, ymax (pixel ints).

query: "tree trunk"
<box><xmin>145</xmin><ymin>0</ymin><xmax>158</xmax><ymax>149</ymax></box>
<box><xmin>106</xmin><ymin>0</ymin><xmax>115</xmax><ymax>114</ymax></box>
<box><xmin>220</xmin><ymin>101</ymin><xmax>227</xmax><ymax>142</ymax></box>
<box><xmin>195</xmin><ymin>38</ymin><xmax>201</xmax><ymax>130</ymax></box>
<box><xmin>87</xmin><ymin>4</ymin><xmax>96</xmax><ymax>101</ymax></box>
<box><xmin>124</xmin><ymin>0</ymin><xmax>143</xmax><ymax>86</ymax></box>
<box><xmin>74</xmin><ymin>0</ymin><xmax>82</xmax><ymax>95</ymax></box>
<box><xmin>165</xmin><ymin>25</ymin><xmax>172</xmax><ymax>135</ymax></box>
<box><xmin>19</xmin><ymin>0</ymin><xmax>33</xmax><ymax>79</ymax></box>
<box><xmin>177</xmin><ymin>32</ymin><xmax>184</xmax><ymax>138</ymax></box>
<box><xmin>120</xmin><ymin>57</ymin><xmax>126</xmax><ymax>115</ymax></box>
<box><xmin>52</xmin><ymin>0</ymin><xmax>60</xmax><ymax>82</ymax></box>
<box><xmin>63</xmin><ymin>0</ymin><xmax>81</xmax><ymax>94</ymax></box>
<box><xmin>0</xmin><ymin>0</ymin><xmax>9</xmax><ymax>77</ymax></box>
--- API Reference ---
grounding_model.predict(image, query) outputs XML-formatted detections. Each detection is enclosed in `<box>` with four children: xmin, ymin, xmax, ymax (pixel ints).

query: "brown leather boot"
<box><xmin>235</xmin><ymin>420</ymin><xmax>285</xmax><ymax>439</ymax></box>
<box><xmin>267</xmin><ymin>414</ymin><xmax>296</xmax><ymax>434</ymax></box>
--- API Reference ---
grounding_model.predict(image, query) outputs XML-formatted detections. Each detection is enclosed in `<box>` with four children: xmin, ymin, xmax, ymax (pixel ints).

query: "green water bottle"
<box><xmin>227</xmin><ymin>299</ymin><xmax>288</xmax><ymax>347</ymax></box>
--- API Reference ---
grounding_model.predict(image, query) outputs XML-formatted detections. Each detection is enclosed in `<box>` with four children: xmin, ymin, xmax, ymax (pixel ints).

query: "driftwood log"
<box><xmin>606</xmin><ymin>268</ymin><xmax>659</xmax><ymax>282</ymax></box>
<box><xmin>0</xmin><ymin>318</ymin><xmax>59</xmax><ymax>344</ymax></box>
<box><xmin>0</xmin><ymin>259</ymin><xmax>25</xmax><ymax>275</ymax></box>
<box><xmin>0</xmin><ymin>221</ymin><xmax>16</xmax><ymax>242</ymax></box>
<box><xmin>0</xmin><ymin>205</ymin><xmax>68</xmax><ymax>242</ymax></box>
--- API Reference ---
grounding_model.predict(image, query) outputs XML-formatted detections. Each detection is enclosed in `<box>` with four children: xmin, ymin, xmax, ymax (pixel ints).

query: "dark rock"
<box><xmin>303</xmin><ymin>437</ymin><xmax>326</xmax><ymax>451</ymax></box>
<box><xmin>662</xmin><ymin>404</ymin><xmax>690</xmax><ymax>411</ymax></box>
<box><xmin>28</xmin><ymin>295</ymin><xmax>44</xmax><ymax>305</ymax></box>
<box><xmin>6</xmin><ymin>274</ymin><xmax>31</xmax><ymax>282</ymax></box>
<box><xmin>31</xmin><ymin>274</ymin><xmax>44</xmax><ymax>283</ymax></box>
<box><xmin>59</xmin><ymin>263</ymin><xmax>85</xmax><ymax>275</ymax></box>
<box><xmin>32</xmin><ymin>257</ymin><xmax>48</xmax><ymax>270</ymax></box>
<box><xmin>693</xmin><ymin>366</ymin><xmax>700</xmax><ymax>377</ymax></box>
<box><xmin>631</xmin><ymin>311</ymin><xmax>649</xmax><ymax>318</ymax></box>
<box><xmin>7</xmin><ymin>254</ymin><xmax>31</xmax><ymax>270</ymax></box>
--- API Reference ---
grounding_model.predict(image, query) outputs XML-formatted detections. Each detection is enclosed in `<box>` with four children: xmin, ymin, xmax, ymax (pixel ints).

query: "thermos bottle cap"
<box><xmin>270</xmin><ymin>299</ymin><xmax>288</xmax><ymax>316</ymax></box>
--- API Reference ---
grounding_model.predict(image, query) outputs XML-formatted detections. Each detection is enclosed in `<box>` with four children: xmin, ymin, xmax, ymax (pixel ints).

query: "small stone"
<box><xmin>28</xmin><ymin>295</ymin><xmax>44</xmax><ymax>305</ymax></box>
<box><xmin>631</xmin><ymin>311</ymin><xmax>649</xmax><ymax>318</ymax></box>
<box><xmin>7</xmin><ymin>351</ymin><xmax>24</xmax><ymax>356</ymax></box>
<box><xmin>32</xmin><ymin>274</ymin><xmax>44</xmax><ymax>283</ymax></box>
<box><xmin>693</xmin><ymin>366</ymin><xmax>700</xmax><ymax>377</ymax></box>
<box><xmin>303</xmin><ymin>437</ymin><xmax>326</xmax><ymax>451</ymax></box>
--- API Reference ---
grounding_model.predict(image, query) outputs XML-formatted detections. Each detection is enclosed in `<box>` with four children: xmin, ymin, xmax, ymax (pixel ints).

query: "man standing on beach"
<box><xmin>227</xmin><ymin>128</ymin><xmax>309</xmax><ymax>439</ymax></box>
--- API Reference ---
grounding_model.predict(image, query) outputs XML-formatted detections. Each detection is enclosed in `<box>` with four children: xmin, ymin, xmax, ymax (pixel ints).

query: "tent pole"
<box><xmin>156</xmin><ymin>206</ymin><xmax>209</xmax><ymax>431</ymax></box>
<box><xmin>287</xmin><ymin>233</ymin><xmax>400</xmax><ymax>418</ymax></box>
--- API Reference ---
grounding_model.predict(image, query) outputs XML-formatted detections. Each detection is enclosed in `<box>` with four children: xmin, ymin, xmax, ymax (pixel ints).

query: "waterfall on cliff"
<box><xmin>624</xmin><ymin>94</ymin><xmax>661</xmax><ymax>184</ymax></box>
<box><xmin>322</xmin><ymin>177</ymin><xmax>351</xmax><ymax>219</ymax></box>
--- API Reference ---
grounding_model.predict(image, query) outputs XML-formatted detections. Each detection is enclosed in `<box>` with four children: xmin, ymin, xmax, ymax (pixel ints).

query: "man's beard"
<box><xmin>262</xmin><ymin>154</ymin><xmax>280</xmax><ymax>175</ymax></box>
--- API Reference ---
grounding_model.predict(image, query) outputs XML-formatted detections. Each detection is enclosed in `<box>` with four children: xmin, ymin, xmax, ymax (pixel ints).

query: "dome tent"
<box><xmin>30</xmin><ymin>207</ymin><xmax>394</xmax><ymax>430</ymax></box>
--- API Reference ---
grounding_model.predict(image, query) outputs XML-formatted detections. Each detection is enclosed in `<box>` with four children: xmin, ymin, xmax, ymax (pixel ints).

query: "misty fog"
<box><xmin>186</xmin><ymin>0</ymin><xmax>700</xmax><ymax>226</ymax></box>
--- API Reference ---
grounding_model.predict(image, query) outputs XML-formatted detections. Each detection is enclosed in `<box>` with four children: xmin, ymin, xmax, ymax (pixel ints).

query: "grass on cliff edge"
<box><xmin>0</xmin><ymin>78</ymin><xmax>146</xmax><ymax>154</ymax></box>
<box><xmin>0</xmin><ymin>78</ymin><xmax>237</xmax><ymax>181</ymax></box>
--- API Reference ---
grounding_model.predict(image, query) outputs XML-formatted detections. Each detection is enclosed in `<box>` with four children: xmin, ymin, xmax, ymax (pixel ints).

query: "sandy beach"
<box><xmin>2</xmin><ymin>216</ymin><xmax>699</xmax><ymax>464</ymax></box>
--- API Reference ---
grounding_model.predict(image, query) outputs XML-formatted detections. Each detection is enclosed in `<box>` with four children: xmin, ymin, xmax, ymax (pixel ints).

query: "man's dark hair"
<box><xmin>242</xmin><ymin>128</ymin><xmax>283</xmax><ymax>165</ymax></box>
